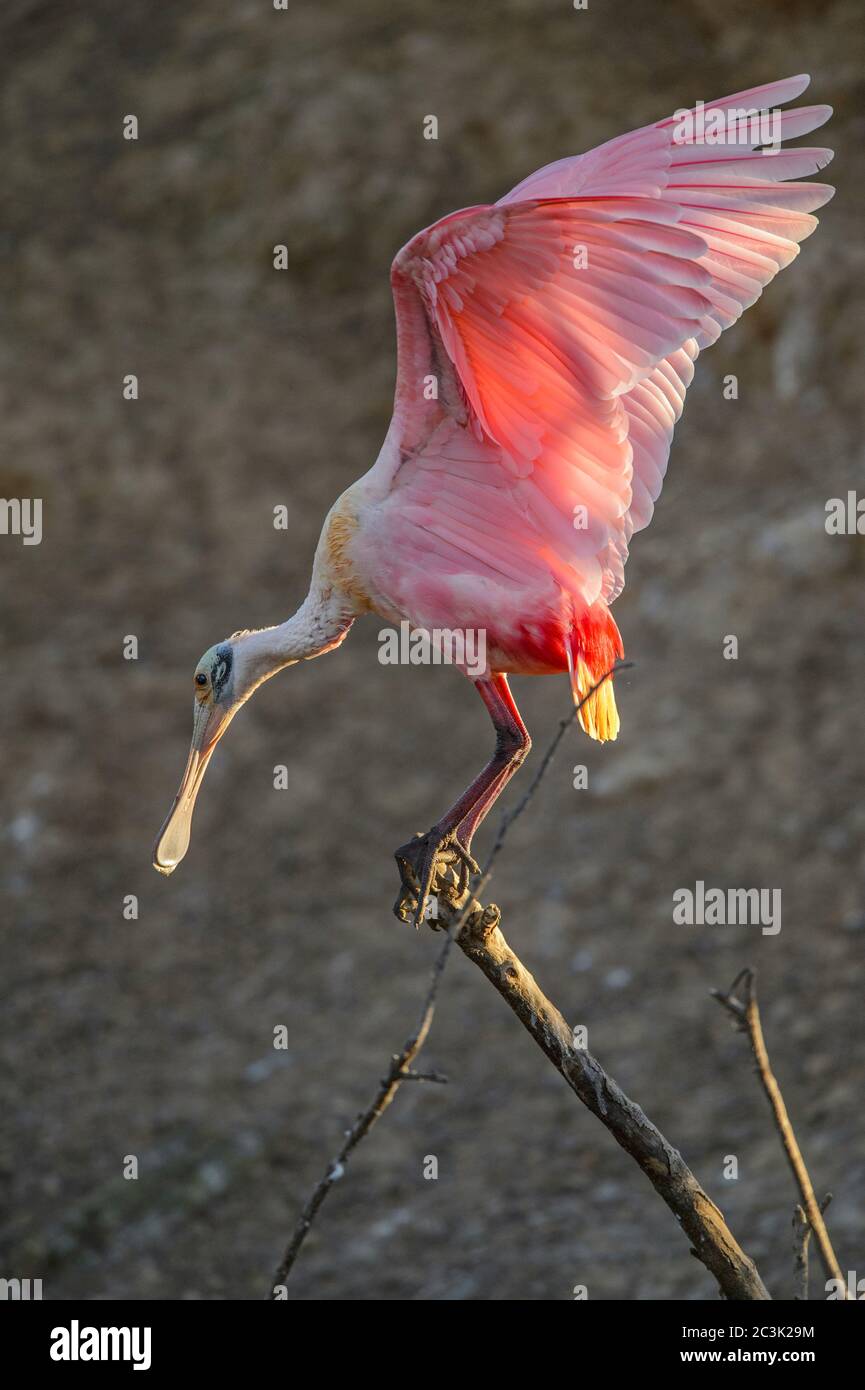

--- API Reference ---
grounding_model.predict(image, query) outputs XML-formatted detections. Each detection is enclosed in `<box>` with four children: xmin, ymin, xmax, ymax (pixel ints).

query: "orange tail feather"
<box><xmin>568</xmin><ymin>603</ymin><xmax>624</xmax><ymax>743</ymax></box>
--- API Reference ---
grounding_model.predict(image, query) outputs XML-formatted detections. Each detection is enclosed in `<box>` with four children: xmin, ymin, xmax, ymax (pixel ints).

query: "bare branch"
<box><xmin>270</xmin><ymin>661</ymin><xmax>768</xmax><ymax>1301</ymax></box>
<box><xmin>428</xmin><ymin>890</ymin><xmax>769</xmax><ymax>1300</ymax></box>
<box><xmin>712</xmin><ymin>968</ymin><xmax>846</xmax><ymax>1297</ymax></box>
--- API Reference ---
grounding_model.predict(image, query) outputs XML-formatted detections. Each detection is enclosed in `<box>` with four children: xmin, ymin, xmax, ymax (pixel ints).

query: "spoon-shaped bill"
<box><xmin>152</xmin><ymin>701</ymin><xmax>235</xmax><ymax>874</ymax></box>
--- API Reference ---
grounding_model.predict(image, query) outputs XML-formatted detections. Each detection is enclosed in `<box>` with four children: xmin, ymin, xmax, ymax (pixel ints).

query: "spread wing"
<box><xmin>381</xmin><ymin>74</ymin><xmax>833</xmax><ymax>610</ymax></box>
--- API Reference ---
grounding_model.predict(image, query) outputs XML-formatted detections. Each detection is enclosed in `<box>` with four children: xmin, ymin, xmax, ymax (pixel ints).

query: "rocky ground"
<box><xmin>1</xmin><ymin>0</ymin><xmax>863</xmax><ymax>1300</ymax></box>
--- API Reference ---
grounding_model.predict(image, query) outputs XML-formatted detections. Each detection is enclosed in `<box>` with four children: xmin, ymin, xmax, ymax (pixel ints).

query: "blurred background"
<box><xmin>1</xmin><ymin>0</ymin><xmax>863</xmax><ymax>1300</ymax></box>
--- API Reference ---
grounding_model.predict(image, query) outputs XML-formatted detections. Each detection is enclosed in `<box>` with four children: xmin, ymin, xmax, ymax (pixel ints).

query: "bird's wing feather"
<box><xmin>384</xmin><ymin>75</ymin><xmax>833</xmax><ymax>609</ymax></box>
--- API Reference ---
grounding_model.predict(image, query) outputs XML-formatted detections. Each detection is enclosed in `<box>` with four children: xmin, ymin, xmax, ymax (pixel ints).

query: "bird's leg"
<box><xmin>393</xmin><ymin>674</ymin><xmax>531</xmax><ymax>927</ymax></box>
<box><xmin>453</xmin><ymin>758</ymin><xmax>522</xmax><ymax>856</ymax></box>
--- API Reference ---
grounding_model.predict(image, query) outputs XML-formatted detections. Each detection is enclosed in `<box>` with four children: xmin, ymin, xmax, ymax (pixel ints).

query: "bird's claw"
<box><xmin>393</xmin><ymin>829</ymin><xmax>479</xmax><ymax>929</ymax></box>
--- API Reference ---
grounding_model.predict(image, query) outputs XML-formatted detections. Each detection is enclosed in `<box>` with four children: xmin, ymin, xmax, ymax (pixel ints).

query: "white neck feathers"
<box><xmin>235</xmin><ymin>584</ymin><xmax>355</xmax><ymax>683</ymax></box>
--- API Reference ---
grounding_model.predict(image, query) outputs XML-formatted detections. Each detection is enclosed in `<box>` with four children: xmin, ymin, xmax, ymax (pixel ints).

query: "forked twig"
<box><xmin>712</xmin><ymin>967</ymin><xmax>846</xmax><ymax>1297</ymax></box>
<box><xmin>793</xmin><ymin>1194</ymin><xmax>832</xmax><ymax>1300</ymax></box>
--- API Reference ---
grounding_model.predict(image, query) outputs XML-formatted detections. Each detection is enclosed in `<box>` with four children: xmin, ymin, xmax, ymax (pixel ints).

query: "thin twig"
<box><xmin>793</xmin><ymin>1195</ymin><xmax>832</xmax><ymax>1301</ymax></box>
<box><xmin>793</xmin><ymin>1206</ymin><xmax>810</xmax><ymax>1301</ymax></box>
<box><xmin>712</xmin><ymin>968</ymin><xmax>846</xmax><ymax>1297</ymax></box>
<box><xmin>269</xmin><ymin>862</ymin><xmax>499</xmax><ymax>1295</ymax></box>
<box><xmin>486</xmin><ymin>659</ymin><xmax>633</xmax><ymax>865</ymax></box>
<box><xmin>268</xmin><ymin>918</ymin><xmax>455</xmax><ymax>1296</ymax></box>
<box><xmin>390</xmin><ymin>1068</ymin><xmax>449</xmax><ymax>1084</ymax></box>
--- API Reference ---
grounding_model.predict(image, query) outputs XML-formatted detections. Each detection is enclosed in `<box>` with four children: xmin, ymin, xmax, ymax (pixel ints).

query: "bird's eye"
<box><xmin>195</xmin><ymin>673</ymin><xmax>208</xmax><ymax>687</ymax></box>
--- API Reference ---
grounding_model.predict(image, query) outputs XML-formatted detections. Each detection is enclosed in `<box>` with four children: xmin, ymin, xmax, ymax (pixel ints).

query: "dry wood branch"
<box><xmin>270</xmin><ymin>662</ymin><xmax>768</xmax><ymax>1300</ymax></box>
<box><xmin>712</xmin><ymin>968</ymin><xmax>846</xmax><ymax>1297</ymax></box>
<box><xmin>441</xmin><ymin>661</ymin><xmax>768</xmax><ymax>1299</ymax></box>
<box><xmin>432</xmin><ymin>891</ymin><xmax>769</xmax><ymax>1300</ymax></box>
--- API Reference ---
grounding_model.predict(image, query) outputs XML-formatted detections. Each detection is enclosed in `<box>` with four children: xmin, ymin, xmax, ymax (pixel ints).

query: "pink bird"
<box><xmin>153</xmin><ymin>74</ymin><xmax>833</xmax><ymax>925</ymax></box>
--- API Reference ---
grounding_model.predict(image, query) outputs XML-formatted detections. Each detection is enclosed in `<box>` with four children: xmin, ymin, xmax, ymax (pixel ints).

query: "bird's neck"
<box><xmin>239</xmin><ymin>584</ymin><xmax>356</xmax><ymax>681</ymax></box>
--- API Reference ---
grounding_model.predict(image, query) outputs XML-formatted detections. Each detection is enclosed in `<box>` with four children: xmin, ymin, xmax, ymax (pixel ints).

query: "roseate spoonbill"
<box><xmin>153</xmin><ymin>74</ymin><xmax>833</xmax><ymax>924</ymax></box>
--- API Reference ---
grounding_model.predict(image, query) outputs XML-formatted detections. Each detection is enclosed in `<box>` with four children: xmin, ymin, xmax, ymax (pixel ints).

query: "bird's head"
<box><xmin>151</xmin><ymin>581</ymin><xmax>356</xmax><ymax>877</ymax></box>
<box><xmin>151</xmin><ymin>634</ymin><xmax>268</xmax><ymax>876</ymax></box>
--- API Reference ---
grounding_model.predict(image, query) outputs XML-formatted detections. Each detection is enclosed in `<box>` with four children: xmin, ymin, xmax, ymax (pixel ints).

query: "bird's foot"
<box><xmin>393</xmin><ymin>828</ymin><xmax>479</xmax><ymax>929</ymax></box>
